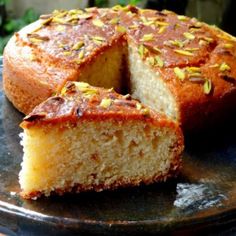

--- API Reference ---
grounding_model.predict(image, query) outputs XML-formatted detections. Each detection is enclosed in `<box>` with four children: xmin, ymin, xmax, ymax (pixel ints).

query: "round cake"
<box><xmin>3</xmin><ymin>5</ymin><xmax>236</xmax><ymax>131</ymax></box>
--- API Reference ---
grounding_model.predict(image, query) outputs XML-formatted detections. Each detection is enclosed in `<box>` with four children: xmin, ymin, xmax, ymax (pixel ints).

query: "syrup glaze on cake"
<box><xmin>3</xmin><ymin>5</ymin><xmax>236</xmax><ymax>131</ymax></box>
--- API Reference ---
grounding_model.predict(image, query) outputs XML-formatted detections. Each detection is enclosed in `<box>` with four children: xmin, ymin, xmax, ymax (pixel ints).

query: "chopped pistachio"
<box><xmin>60</xmin><ymin>86</ymin><xmax>67</xmax><ymax>96</ymax></box>
<box><xmin>155</xmin><ymin>21</ymin><xmax>169</xmax><ymax>26</ymax></box>
<box><xmin>177</xmin><ymin>15</ymin><xmax>188</xmax><ymax>21</ymax></box>
<box><xmin>158</xmin><ymin>25</ymin><xmax>166</xmax><ymax>34</ymax></box>
<box><xmin>109</xmin><ymin>17</ymin><xmax>119</xmax><ymax>25</ymax></box>
<box><xmin>219</xmin><ymin>62</ymin><xmax>231</xmax><ymax>72</ymax></box>
<box><xmin>72</xmin><ymin>41</ymin><xmax>84</xmax><ymax>51</ymax></box>
<box><xmin>183</xmin><ymin>32</ymin><xmax>195</xmax><ymax>40</ymax></box>
<box><xmin>186</xmin><ymin>67</ymin><xmax>201</xmax><ymax>73</ymax></box>
<box><xmin>52</xmin><ymin>17</ymin><xmax>67</xmax><ymax>24</ymax></box>
<box><xmin>83</xmin><ymin>89</ymin><xmax>97</xmax><ymax>98</ymax></box>
<box><xmin>203</xmin><ymin>79</ymin><xmax>212</xmax><ymax>94</ymax></box>
<box><xmin>112</xmin><ymin>5</ymin><xmax>123</xmax><ymax>11</ymax></box>
<box><xmin>129</xmin><ymin>24</ymin><xmax>139</xmax><ymax>30</ymax></box>
<box><xmin>138</xmin><ymin>44</ymin><xmax>148</xmax><ymax>58</ymax></box>
<box><xmin>201</xmin><ymin>37</ymin><xmax>214</xmax><ymax>43</ymax></box>
<box><xmin>143</xmin><ymin>20</ymin><xmax>155</xmax><ymax>26</ymax></box>
<box><xmin>115</xmin><ymin>25</ymin><xmax>126</xmax><ymax>33</ymax></box>
<box><xmin>185</xmin><ymin>47</ymin><xmax>199</xmax><ymax>51</ymax></box>
<box><xmin>155</xmin><ymin>56</ymin><xmax>164</xmax><ymax>67</ymax></box>
<box><xmin>174</xmin><ymin>49</ymin><xmax>194</xmax><ymax>56</ymax></box>
<box><xmin>174</xmin><ymin>67</ymin><xmax>185</xmax><ymax>81</ymax></box>
<box><xmin>74</xmin><ymin>59</ymin><xmax>81</xmax><ymax>64</ymax></box>
<box><xmin>224</xmin><ymin>43</ymin><xmax>234</xmax><ymax>49</ymax></box>
<box><xmin>28</xmin><ymin>38</ymin><xmax>43</xmax><ymax>44</ymax></box>
<box><xmin>100</xmin><ymin>98</ymin><xmax>112</xmax><ymax>108</ymax></box>
<box><xmin>78</xmin><ymin>13</ymin><xmax>93</xmax><ymax>19</ymax></box>
<box><xmin>140</xmin><ymin>33</ymin><xmax>154</xmax><ymax>42</ymax></box>
<box><xmin>168</xmin><ymin>39</ymin><xmax>184</xmax><ymax>48</ymax></box>
<box><xmin>92</xmin><ymin>19</ymin><xmax>104</xmax><ymax>27</ymax></box>
<box><xmin>152</xmin><ymin>46</ymin><xmax>162</xmax><ymax>54</ymax></box>
<box><xmin>136</xmin><ymin>102</ymin><xmax>142</xmax><ymax>110</ymax></box>
<box><xmin>78</xmin><ymin>50</ymin><xmax>84</xmax><ymax>59</ymax></box>
<box><xmin>75</xmin><ymin>82</ymin><xmax>90</xmax><ymax>89</ymax></box>
<box><xmin>63</xmin><ymin>51</ymin><xmax>72</xmax><ymax>56</ymax></box>
<box><xmin>188</xmin><ymin>72</ymin><xmax>202</xmax><ymax>77</ymax></box>
<box><xmin>91</xmin><ymin>36</ymin><xmax>105</xmax><ymax>45</ymax></box>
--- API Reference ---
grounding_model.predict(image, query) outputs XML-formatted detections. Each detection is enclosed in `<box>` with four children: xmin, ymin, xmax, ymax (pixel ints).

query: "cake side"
<box><xmin>19</xmin><ymin>82</ymin><xmax>183</xmax><ymax>199</ymax></box>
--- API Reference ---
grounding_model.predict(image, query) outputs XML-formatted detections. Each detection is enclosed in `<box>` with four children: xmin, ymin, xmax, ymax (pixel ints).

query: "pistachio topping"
<box><xmin>201</xmin><ymin>36</ymin><xmax>214</xmax><ymax>43</ymax></box>
<box><xmin>224</xmin><ymin>43</ymin><xmax>234</xmax><ymax>49</ymax></box>
<box><xmin>177</xmin><ymin>15</ymin><xmax>188</xmax><ymax>21</ymax></box>
<box><xmin>185</xmin><ymin>47</ymin><xmax>199</xmax><ymax>51</ymax></box>
<box><xmin>155</xmin><ymin>56</ymin><xmax>164</xmax><ymax>67</ymax></box>
<box><xmin>174</xmin><ymin>49</ymin><xmax>194</xmax><ymax>56</ymax></box>
<box><xmin>115</xmin><ymin>25</ymin><xmax>126</xmax><ymax>33</ymax></box>
<box><xmin>158</xmin><ymin>25</ymin><xmax>166</xmax><ymax>34</ymax></box>
<box><xmin>91</xmin><ymin>36</ymin><xmax>106</xmax><ymax>45</ymax></box>
<box><xmin>92</xmin><ymin>19</ymin><xmax>104</xmax><ymax>27</ymax></box>
<box><xmin>109</xmin><ymin>17</ymin><xmax>120</xmax><ymax>25</ymax></box>
<box><xmin>168</xmin><ymin>39</ymin><xmax>184</xmax><ymax>48</ymax></box>
<box><xmin>186</xmin><ymin>67</ymin><xmax>201</xmax><ymax>73</ymax></box>
<box><xmin>174</xmin><ymin>67</ymin><xmax>185</xmax><ymax>81</ymax></box>
<box><xmin>100</xmin><ymin>98</ymin><xmax>112</xmax><ymax>108</ymax></box>
<box><xmin>155</xmin><ymin>21</ymin><xmax>169</xmax><ymax>26</ymax></box>
<box><xmin>219</xmin><ymin>62</ymin><xmax>231</xmax><ymax>72</ymax></box>
<box><xmin>72</xmin><ymin>41</ymin><xmax>84</xmax><ymax>51</ymax></box>
<box><xmin>75</xmin><ymin>82</ymin><xmax>90</xmax><ymax>89</ymax></box>
<box><xmin>63</xmin><ymin>51</ymin><xmax>72</xmax><ymax>56</ymax></box>
<box><xmin>140</xmin><ymin>34</ymin><xmax>154</xmax><ymax>42</ymax></box>
<box><xmin>78</xmin><ymin>50</ymin><xmax>84</xmax><ymax>59</ymax></box>
<box><xmin>136</xmin><ymin>103</ymin><xmax>142</xmax><ymax>110</ymax></box>
<box><xmin>183</xmin><ymin>32</ymin><xmax>195</xmax><ymax>40</ymax></box>
<box><xmin>138</xmin><ymin>44</ymin><xmax>148</xmax><ymax>58</ymax></box>
<box><xmin>203</xmin><ymin>79</ymin><xmax>212</xmax><ymax>94</ymax></box>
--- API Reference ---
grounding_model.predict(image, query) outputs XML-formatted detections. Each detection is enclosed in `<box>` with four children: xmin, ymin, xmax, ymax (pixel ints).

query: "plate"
<box><xmin>0</xmin><ymin>56</ymin><xmax>235</xmax><ymax>235</ymax></box>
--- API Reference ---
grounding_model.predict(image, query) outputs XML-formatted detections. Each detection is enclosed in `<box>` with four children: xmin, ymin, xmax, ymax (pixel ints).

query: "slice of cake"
<box><xmin>19</xmin><ymin>82</ymin><xmax>184</xmax><ymax>199</ymax></box>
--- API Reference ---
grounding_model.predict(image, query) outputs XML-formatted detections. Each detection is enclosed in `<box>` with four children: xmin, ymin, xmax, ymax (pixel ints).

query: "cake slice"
<box><xmin>19</xmin><ymin>82</ymin><xmax>184</xmax><ymax>199</ymax></box>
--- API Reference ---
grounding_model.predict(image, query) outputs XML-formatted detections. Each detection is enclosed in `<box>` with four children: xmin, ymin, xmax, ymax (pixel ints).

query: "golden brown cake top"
<box><xmin>15</xmin><ymin>5</ymin><xmax>236</xmax><ymax>96</ymax></box>
<box><xmin>21</xmin><ymin>81</ymin><xmax>171</xmax><ymax>128</ymax></box>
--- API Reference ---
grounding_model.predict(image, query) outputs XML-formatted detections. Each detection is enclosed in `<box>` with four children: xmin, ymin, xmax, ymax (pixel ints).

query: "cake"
<box><xmin>19</xmin><ymin>81</ymin><xmax>183</xmax><ymax>199</ymax></box>
<box><xmin>3</xmin><ymin>5</ymin><xmax>236</xmax><ymax>131</ymax></box>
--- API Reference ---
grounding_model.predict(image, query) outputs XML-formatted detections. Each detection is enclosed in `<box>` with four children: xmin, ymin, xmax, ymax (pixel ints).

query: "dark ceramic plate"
<box><xmin>0</xmin><ymin>57</ymin><xmax>235</xmax><ymax>235</ymax></box>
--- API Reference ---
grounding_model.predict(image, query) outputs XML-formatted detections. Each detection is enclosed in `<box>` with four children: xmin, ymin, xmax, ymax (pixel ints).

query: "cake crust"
<box><xmin>3</xmin><ymin>5</ymin><xmax>236</xmax><ymax>130</ymax></box>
